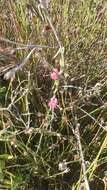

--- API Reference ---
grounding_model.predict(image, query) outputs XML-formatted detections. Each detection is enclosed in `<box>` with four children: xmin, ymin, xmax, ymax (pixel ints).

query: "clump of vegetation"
<box><xmin>0</xmin><ymin>0</ymin><xmax>107</xmax><ymax>189</ymax></box>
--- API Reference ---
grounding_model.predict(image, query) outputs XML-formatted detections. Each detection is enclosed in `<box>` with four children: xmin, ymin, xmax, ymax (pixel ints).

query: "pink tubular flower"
<box><xmin>48</xmin><ymin>97</ymin><xmax>58</xmax><ymax>110</ymax></box>
<box><xmin>50</xmin><ymin>68</ymin><xmax>59</xmax><ymax>80</ymax></box>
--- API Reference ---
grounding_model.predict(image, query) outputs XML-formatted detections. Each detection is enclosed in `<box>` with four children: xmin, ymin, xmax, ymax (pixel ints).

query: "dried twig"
<box><xmin>0</xmin><ymin>37</ymin><xmax>56</xmax><ymax>49</ymax></box>
<box><xmin>75</xmin><ymin>122</ymin><xmax>90</xmax><ymax>190</ymax></box>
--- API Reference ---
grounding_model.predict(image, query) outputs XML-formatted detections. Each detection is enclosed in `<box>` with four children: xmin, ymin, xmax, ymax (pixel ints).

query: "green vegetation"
<box><xmin>0</xmin><ymin>0</ymin><xmax>107</xmax><ymax>189</ymax></box>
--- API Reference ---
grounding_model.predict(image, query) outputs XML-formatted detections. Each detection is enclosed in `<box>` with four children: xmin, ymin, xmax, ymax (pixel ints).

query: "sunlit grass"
<box><xmin>0</xmin><ymin>0</ymin><xmax>107</xmax><ymax>189</ymax></box>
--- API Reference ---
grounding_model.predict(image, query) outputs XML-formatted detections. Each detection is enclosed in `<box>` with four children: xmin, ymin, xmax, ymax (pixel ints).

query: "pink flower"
<box><xmin>48</xmin><ymin>97</ymin><xmax>58</xmax><ymax>110</ymax></box>
<box><xmin>50</xmin><ymin>68</ymin><xmax>59</xmax><ymax>80</ymax></box>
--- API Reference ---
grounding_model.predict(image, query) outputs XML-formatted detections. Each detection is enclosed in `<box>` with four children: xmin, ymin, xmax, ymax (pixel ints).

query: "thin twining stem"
<box><xmin>38</xmin><ymin>4</ymin><xmax>62</xmax><ymax>48</ymax></box>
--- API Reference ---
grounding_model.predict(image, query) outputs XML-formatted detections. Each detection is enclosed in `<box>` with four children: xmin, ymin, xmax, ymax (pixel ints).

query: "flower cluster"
<box><xmin>50</xmin><ymin>68</ymin><xmax>59</xmax><ymax>80</ymax></box>
<box><xmin>48</xmin><ymin>68</ymin><xmax>59</xmax><ymax>110</ymax></box>
<box><xmin>48</xmin><ymin>96</ymin><xmax>58</xmax><ymax>110</ymax></box>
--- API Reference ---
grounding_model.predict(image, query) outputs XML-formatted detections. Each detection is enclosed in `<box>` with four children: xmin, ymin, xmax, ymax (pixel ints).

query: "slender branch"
<box><xmin>75</xmin><ymin>123</ymin><xmax>90</xmax><ymax>190</ymax></box>
<box><xmin>0</xmin><ymin>37</ymin><xmax>56</xmax><ymax>49</ymax></box>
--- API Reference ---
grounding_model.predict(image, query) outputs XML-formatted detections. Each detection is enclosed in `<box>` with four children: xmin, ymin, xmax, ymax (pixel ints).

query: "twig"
<box><xmin>75</xmin><ymin>122</ymin><xmax>90</xmax><ymax>190</ymax></box>
<box><xmin>0</xmin><ymin>37</ymin><xmax>56</xmax><ymax>49</ymax></box>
